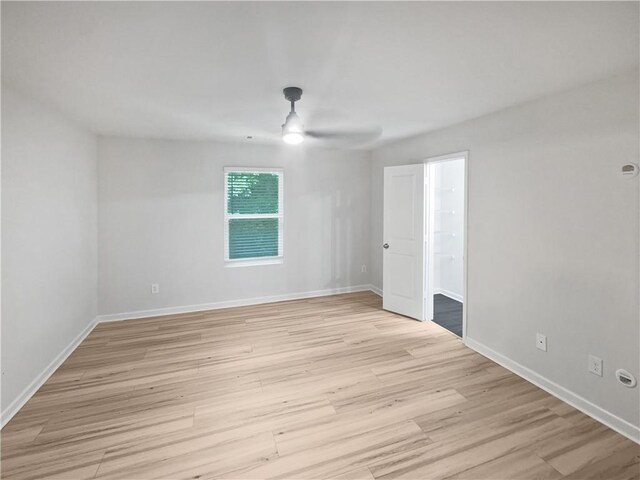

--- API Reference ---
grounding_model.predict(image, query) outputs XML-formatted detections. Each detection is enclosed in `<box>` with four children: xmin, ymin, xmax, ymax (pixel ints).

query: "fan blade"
<box><xmin>305</xmin><ymin>126</ymin><xmax>382</xmax><ymax>146</ymax></box>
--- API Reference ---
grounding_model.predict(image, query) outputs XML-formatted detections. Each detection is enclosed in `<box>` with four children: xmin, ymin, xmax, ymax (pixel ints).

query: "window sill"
<box><xmin>225</xmin><ymin>257</ymin><xmax>284</xmax><ymax>268</ymax></box>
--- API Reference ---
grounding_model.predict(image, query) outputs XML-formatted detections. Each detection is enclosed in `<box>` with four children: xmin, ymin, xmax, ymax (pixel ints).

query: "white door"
<box><xmin>383</xmin><ymin>164</ymin><xmax>425</xmax><ymax>320</ymax></box>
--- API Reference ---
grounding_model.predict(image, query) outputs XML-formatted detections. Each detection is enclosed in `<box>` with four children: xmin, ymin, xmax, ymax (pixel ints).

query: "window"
<box><xmin>224</xmin><ymin>167</ymin><xmax>284</xmax><ymax>266</ymax></box>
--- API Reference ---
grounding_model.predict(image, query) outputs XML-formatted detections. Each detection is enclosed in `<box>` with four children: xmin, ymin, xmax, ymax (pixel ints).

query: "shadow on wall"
<box><xmin>329</xmin><ymin>188</ymin><xmax>354</xmax><ymax>290</ymax></box>
<box><xmin>290</xmin><ymin>167</ymin><xmax>355</xmax><ymax>293</ymax></box>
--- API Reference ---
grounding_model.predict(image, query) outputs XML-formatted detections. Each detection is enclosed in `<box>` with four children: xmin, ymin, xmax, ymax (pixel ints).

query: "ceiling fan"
<box><xmin>281</xmin><ymin>86</ymin><xmax>382</xmax><ymax>146</ymax></box>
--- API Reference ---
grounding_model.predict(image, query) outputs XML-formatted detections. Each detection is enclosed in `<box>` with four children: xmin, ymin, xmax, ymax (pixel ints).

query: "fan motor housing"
<box><xmin>283</xmin><ymin>86</ymin><xmax>302</xmax><ymax>102</ymax></box>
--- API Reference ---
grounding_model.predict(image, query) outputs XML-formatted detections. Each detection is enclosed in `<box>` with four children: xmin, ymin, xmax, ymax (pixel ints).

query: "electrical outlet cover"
<box><xmin>588</xmin><ymin>355</ymin><xmax>603</xmax><ymax>377</ymax></box>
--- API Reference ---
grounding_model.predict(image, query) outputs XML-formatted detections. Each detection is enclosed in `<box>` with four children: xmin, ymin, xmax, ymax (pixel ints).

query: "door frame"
<box><xmin>423</xmin><ymin>151</ymin><xmax>469</xmax><ymax>339</ymax></box>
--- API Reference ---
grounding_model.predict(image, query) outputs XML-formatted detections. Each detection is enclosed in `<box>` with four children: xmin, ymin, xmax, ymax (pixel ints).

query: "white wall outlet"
<box><xmin>361</xmin><ymin>265</ymin><xmax>367</xmax><ymax>273</ymax></box>
<box><xmin>151</xmin><ymin>283</ymin><xmax>160</xmax><ymax>294</ymax></box>
<box><xmin>588</xmin><ymin>355</ymin><xmax>603</xmax><ymax>377</ymax></box>
<box><xmin>536</xmin><ymin>333</ymin><xmax>547</xmax><ymax>351</ymax></box>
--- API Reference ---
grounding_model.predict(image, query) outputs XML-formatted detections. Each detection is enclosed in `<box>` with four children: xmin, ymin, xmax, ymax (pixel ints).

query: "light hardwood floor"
<box><xmin>2</xmin><ymin>292</ymin><xmax>638</xmax><ymax>479</ymax></box>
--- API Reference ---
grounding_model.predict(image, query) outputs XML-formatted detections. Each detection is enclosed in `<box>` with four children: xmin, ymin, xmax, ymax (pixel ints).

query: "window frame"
<box><xmin>223</xmin><ymin>167</ymin><xmax>284</xmax><ymax>267</ymax></box>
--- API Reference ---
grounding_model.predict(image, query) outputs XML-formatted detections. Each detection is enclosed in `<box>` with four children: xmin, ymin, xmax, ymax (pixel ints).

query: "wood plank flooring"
<box><xmin>2</xmin><ymin>292</ymin><xmax>638</xmax><ymax>479</ymax></box>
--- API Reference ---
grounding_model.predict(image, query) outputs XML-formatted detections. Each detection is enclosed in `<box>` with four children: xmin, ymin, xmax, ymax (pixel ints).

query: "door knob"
<box><xmin>383</xmin><ymin>243</ymin><xmax>389</xmax><ymax>249</ymax></box>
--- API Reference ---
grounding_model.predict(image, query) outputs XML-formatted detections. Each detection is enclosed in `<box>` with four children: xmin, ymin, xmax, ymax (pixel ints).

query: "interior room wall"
<box><xmin>370</xmin><ymin>69</ymin><xmax>640</xmax><ymax>437</ymax></box>
<box><xmin>432</xmin><ymin>159</ymin><xmax>465</xmax><ymax>301</ymax></box>
<box><xmin>1</xmin><ymin>86</ymin><xmax>98</xmax><ymax>420</ymax></box>
<box><xmin>97</xmin><ymin>137</ymin><xmax>371</xmax><ymax>317</ymax></box>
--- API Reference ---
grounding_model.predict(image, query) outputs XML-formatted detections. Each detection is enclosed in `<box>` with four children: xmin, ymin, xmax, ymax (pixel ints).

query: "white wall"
<box><xmin>1</xmin><ymin>86</ymin><xmax>98</xmax><ymax>417</ymax></box>
<box><xmin>431</xmin><ymin>159</ymin><xmax>464</xmax><ymax>301</ymax></box>
<box><xmin>371</xmin><ymin>70</ymin><xmax>640</xmax><ymax>434</ymax></box>
<box><xmin>98</xmin><ymin>137</ymin><xmax>371</xmax><ymax>316</ymax></box>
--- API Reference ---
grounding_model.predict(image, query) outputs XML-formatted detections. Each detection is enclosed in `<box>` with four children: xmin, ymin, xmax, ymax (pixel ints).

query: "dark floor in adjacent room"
<box><xmin>433</xmin><ymin>293</ymin><xmax>463</xmax><ymax>337</ymax></box>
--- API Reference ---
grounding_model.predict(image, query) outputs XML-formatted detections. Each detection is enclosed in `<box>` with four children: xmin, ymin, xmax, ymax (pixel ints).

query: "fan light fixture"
<box><xmin>282</xmin><ymin>87</ymin><xmax>304</xmax><ymax>145</ymax></box>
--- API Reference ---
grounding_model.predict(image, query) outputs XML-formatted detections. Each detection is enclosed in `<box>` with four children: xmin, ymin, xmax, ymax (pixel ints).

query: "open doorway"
<box><xmin>381</xmin><ymin>154</ymin><xmax>467</xmax><ymax>328</ymax></box>
<box><xmin>426</xmin><ymin>153</ymin><xmax>467</xmax><ymax>337</ymax></box>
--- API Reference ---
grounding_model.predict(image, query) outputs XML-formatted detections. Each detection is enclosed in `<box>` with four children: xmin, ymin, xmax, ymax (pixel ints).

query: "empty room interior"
<box><xmin>1</xmin><ymin>2</ymin><xmax>639</xmax><ymax>479</ymax></box>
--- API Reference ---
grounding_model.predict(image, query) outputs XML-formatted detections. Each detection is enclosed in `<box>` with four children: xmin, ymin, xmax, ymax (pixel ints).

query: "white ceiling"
<box><xmin>2</xmin><ymin>1</ymin><xmax>638</xmax><ymax>148</ymax></box>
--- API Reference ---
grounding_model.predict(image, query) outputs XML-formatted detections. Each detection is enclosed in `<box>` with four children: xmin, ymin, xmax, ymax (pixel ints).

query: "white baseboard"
<box><xmin>370</xmin><ymin>285</ymin><xmax>383</xmax><ymax>297</ymax></box>
<box><xmin>97</xmin><ymin>284</ymin><xmax>376</xmax><ymax>323</ymax></box>
<box><xmin>433</xmin><ymin>288</ymin><xmax>463</xmax><ymax>302</ymax></box>
<box><xmin>465</xmin><ymin>337</ymin><xmax>640</xmax><ymax>444</ymax></box>
<box><xmin>1</xmin><ymin>318</ymin><xmax>98</xmax><ymax>428</ymax></box>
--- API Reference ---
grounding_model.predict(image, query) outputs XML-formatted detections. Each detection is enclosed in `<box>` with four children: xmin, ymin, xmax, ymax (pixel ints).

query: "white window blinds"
<box><xmin>224</xmin><ymin>168</ymin><xmax>284</xmax><ymax>264</ymax></box>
